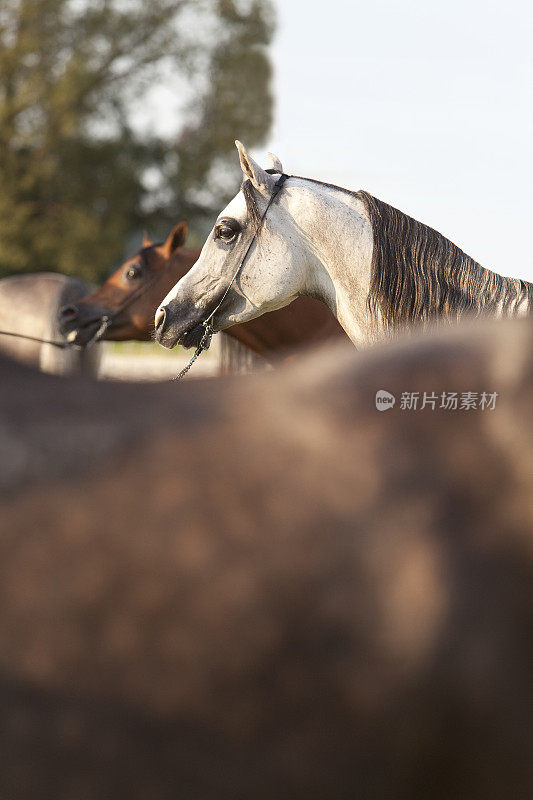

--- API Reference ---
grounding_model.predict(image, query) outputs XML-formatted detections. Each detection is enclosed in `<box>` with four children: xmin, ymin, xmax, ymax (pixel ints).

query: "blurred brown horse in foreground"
<box><xmin>58</xmin><ymin>221</ymin><xmax>344</xmax><ymax>364</ymax></box>
<box><xmin>2</xmin><ymin>316</ymin><xmax>533</xmax><ymax>798</ymax></box>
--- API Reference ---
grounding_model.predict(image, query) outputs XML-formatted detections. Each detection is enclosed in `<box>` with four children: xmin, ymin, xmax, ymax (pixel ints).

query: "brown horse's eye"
<box><xmin>125</xmin><ymin>264</ymin><xmax>142</xmax><ymax>280</ymax></box>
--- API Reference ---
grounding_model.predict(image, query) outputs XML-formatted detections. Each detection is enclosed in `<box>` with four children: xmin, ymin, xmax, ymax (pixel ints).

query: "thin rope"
<box><xmin>0</xmin><ymin>329</ymin><xmax>71</xmax><ymax>348</ymax></box>
<box><xmin>0</xmin><ymin>314</ymin><xmax>110</xmax><ymax>350</ymax></box>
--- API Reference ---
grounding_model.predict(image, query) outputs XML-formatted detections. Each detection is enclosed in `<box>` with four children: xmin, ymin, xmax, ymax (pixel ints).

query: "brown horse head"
<box><xmin>58</xmin><ymin>222</ymin><xmax>200</xmax><ymax>345</ymax></box>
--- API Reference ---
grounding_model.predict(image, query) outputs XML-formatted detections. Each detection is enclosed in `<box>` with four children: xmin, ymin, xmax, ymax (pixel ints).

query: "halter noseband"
<box><xmin>174</xmin><ymin>171</ymin><xmax>290</xmax><ymax>380</ymax></box>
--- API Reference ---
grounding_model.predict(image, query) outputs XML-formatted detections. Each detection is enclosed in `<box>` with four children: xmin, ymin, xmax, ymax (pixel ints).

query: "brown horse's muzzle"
<box><xmin>58</xmin><ymin>302</ymin><xmax>108</xmax><ymax>346</ymax></box>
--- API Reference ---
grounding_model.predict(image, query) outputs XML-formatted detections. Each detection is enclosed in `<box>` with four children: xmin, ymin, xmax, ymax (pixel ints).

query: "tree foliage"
<box><xmin>0</xmin><ymin>0</ymin><xmax>275</xmax><ymax>281</ymax></box>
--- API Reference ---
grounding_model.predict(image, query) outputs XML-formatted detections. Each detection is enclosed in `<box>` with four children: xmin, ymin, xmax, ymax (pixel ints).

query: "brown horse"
<box><xmin>2</xmin><ymin>316</ymin><xmax>533</xmax><ymax>798</ymax></box>
<box><xmin>58</xmin><ymin>222</ymin><xmax>344</xmax><ymax>362</ymax></box>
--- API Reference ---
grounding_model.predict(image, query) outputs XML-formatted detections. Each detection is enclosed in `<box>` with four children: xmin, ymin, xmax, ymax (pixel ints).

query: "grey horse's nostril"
<box><xmin>59</xmin><ymin>304</ymin><xmax>78</xmax><ymax>321</ymax></box>
<box><xmin>155</xmin><ymin>307</ymin><xmax>166</xmax><ymax>330</ymax></box>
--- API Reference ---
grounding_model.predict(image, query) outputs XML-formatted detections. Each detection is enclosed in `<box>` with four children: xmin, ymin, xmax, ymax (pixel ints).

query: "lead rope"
<box><xmin>0</xmin><ymin>314</ymin><xmax>110</xmax><ymax>350</ymax></box>
<box><xmin>0</xmin><ymin>330</ymin><xmax>71</xmax><ymax>349</ymax></box>
<box><xmin>83</xmin><ymin>315</ymin><xmax>110</xmax><ymax>347</ymax></box>
<box><xmin>173</xmin><ymin>172</ymin><xmax>289</xmax><ymax>381</ymax></box>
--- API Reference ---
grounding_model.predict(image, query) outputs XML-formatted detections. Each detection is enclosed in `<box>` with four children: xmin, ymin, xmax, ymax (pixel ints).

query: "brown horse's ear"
<box><xmin>142</xmin><ymin>230</ymin><xmax>153</xmax><ymax>248</ymax></box>
<box><xmin>161</xmin><ymin>221</ymin><xmax>188</xmax><ymax>258</ymax></box>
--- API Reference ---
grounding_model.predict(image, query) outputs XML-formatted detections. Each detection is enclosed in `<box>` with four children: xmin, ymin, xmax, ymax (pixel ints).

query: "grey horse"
<box><xmin>0</xmin><ymin>272</ymin><xmax>101</xmax><ymax>375</ymax></box>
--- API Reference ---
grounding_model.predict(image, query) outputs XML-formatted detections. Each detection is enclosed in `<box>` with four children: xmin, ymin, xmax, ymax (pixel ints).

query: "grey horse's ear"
<box><xmin>235</xmin><ymin>140</ymin><xmax>276</xmax><ymax>195</ymax></box>
<box><xmin>265</xmin><ymin>152</ymin><xmax>283</xmax><ymax>173</ymax></box>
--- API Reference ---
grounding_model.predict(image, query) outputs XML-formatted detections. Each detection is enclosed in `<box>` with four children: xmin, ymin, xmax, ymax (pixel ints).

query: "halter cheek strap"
<box><xmin>203</xmin><ymin>172</ymin><xmax>289</xmax><ymax>330</ymax></box>
<box><xmin>174</xmin><ymin>172</ymin><xmax>290</xmax><ymax>381</ymax></box>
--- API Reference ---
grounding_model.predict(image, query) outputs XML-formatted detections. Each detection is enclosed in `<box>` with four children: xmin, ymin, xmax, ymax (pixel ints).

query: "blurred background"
<box><xmin>0</xmin><ymin>0</ymin><xmax>275</xmax><ymax>283</ymax></box>
<box><xmin>0</xmin><ymin>0</ymin><xmax>531</xmax><ymax>285</ymax></box>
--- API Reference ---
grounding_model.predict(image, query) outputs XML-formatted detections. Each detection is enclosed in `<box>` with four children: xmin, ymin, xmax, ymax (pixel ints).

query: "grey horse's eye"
<box><xmin>215</xmin><ymin>218</ymin><xmax>241</xmax><ymax>242</ymax></box>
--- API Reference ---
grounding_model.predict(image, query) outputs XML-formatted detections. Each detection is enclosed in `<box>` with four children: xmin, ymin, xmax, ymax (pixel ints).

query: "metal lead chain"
<box><xmin>173</xmin><ymin>322</ymin><xmax>214</xmax><ymax>381</ymax></box>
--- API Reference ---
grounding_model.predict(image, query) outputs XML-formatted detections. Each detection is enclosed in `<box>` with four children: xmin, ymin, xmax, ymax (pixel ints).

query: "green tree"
<box><xmin>0</xmin><ymin>0</ymin><xmax>275</xmax><ymax>282</ymax></box>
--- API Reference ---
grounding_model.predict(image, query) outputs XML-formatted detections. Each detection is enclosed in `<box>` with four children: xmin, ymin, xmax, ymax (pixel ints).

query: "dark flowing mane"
<box><xmin>240</xmin><ymin>175</ymin><xmax>533</xmax><ymax>330</ymax></box>
<box><xmin>355</xmin><ymin>191</ymin><xmax>533</xmax><ymax>331</ymax></box>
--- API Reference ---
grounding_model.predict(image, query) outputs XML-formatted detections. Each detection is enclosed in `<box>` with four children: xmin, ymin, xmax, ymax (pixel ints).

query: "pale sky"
<box><xmin>255</xmin><ymin>0</ymin><xmax>533</xmax><ymax>281</ymax></box>
<box><xmin>144</xmin><ymin>0</ymin><xmax>533</xmax><ymax>280</ymax></box>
